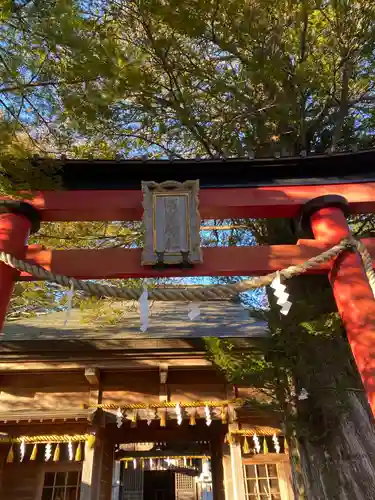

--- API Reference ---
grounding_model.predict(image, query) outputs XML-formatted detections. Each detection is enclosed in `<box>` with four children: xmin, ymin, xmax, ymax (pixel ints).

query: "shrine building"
<box><xmin>1</xmin><ymin>150</ymin><xmax>375</xmax><ymax>499</ymax></box>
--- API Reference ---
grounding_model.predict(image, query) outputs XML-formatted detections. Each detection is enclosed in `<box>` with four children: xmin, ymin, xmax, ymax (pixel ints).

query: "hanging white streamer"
<box><xmin>150</xmin><ymin>458</ymin><xmax>153</xmax><ymax>469</ymax></box>
<box><xmin>272</xmin><ymin>434</ymin><xmax>280</xmax><ymax>454</ymax></box>
<box><xmin>20</xmin><ymin>439</ymin><xmax>25</xmax><ymax>462</ymax></box>
<box><xmin>175</xmin><ymin>403</ymin><xmax>183</xmax><ymax>425</ymax></box>
<box><xmin>45</xmin><ymin>443</ymin><xmax>52</xmax><ymax>461</ymax></box>
<box><xmin>298</xmin><ymin>388</ymin><xmax>309</xmax><ymax>400</ymax></box>
<box><xmin>68</xmin><ymin>441</ymin><xmax>74</xmax><ymax>461</ymax></box>
<box><xmin>204</xmin><ymin>405</ymin><xmax>212</xmax><ymax>426</ymax></box>
<box><xmin>183</xmin><ymin>457</ymin><xmax>187</xmax><ymax>467</ymax></box>
<box><xmin>253</xmin><ymin>433</ymin><xmax>261</xmax><ymax>453</ymax></box>
<box><xmin>139</xmin><ymin>284</ymin><xmax>149</xmax><ymax>332</ymax></box>
<box><xmin>63</xmin><ymin>281</ymin><xmax>74</xmax><ymax>327</ymax></box>
<box><xmin>270</xmin><ymin>272</ymin><xmax>292</xmax><ymax>315</ymax></box>
<box><xmin>188</xmin><ymin>302</ymin><xmax>201</xmax><ymax>320</ymax></box>
<box><xmin>133</xmin><ymin>458</ymin><xmax>137</xmax><ymax>469</ymax></box>
<box><xmin>116</xmin><ymin>407</ymin><xmax>123</xmax><ymax>428</ymax></box>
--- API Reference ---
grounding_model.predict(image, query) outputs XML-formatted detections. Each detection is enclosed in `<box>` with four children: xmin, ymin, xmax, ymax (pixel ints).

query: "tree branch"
<box><xmin>0</xmin><ymin>78</ymin><xmax>95</xmax><ymax>94</ymax></box>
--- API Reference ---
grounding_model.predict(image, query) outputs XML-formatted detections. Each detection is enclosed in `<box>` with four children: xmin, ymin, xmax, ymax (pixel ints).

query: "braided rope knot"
<box><xmin>0</xmin><ymin>237</ymin><xmax>373</xmax><ymax>301</ymax></box>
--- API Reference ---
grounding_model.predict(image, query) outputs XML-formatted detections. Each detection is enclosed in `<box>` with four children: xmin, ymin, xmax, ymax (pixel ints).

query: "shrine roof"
<box><xmin>2</xmin><ymin>300</ymin><xmax>268</xmax><ymax>341</ymax></box>
<box><xmin>31</xmin><ymin>148</ymin><xmax>375</xmax><ymax>189</ymax></box>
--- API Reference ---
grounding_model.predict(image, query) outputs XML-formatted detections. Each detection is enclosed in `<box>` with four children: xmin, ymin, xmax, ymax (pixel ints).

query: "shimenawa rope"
<box><xmin>1</xmin><ymin>237</ymin><xmax>374</xmax><ymax>301</ymax></box>
<box><xmin>0</xmin><ymin>434</ymin><xmax>90</xmax><ymax>444</ymax></box>
<box><xmin>92</xmin><ymin>399</ymin><xmax>242</xmax><ymax>410</ymax></box>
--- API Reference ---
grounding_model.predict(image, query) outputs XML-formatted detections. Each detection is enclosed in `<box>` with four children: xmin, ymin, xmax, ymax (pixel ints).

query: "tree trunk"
<box><xmin>262</xmin><ymin>219</ymin><xmax>375</xmax><ymax>500</ymax></box>
<box><xmin>299</xmin><ymin>391</ymin><xmax>375</xmax><ymax>500</ymax></box>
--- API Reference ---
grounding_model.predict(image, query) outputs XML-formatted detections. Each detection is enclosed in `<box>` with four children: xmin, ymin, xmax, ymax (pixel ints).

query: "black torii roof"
<box><xmin>32</xmin><ymin>148</ymin><xmax>375</xmax><ymax>190</ymax></box>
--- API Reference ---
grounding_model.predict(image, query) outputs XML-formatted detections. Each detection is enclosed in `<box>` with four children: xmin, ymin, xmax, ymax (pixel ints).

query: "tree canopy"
<box><xmin>2</xmin><ymin>1</ymin><xmax>375</xmax><ymax>498</ymax></box>
<box><xmin>1</xmin><ymin>0</ymin><xmax>375</xmax><ymax>167</ymax></box>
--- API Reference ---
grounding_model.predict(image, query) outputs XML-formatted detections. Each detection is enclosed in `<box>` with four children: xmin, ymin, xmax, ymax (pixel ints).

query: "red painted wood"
<box><xmin>19</xmin><ymin>181</ymin><xmax>375</xmax><ymax>221</ymax></box>
<box><xmin>310</xmin><ymin>207</ymin><xmax>375</xmax><ymax>416</ymax></box>
<box><xmin>0</xmin><ymin>213</ymin><xmax>32</xmax><ymax>330</ymax></box>
<box><xmin>18</xmin><ymin>238</ymin><xmax>375</xmax><ymax>280</ymax></box>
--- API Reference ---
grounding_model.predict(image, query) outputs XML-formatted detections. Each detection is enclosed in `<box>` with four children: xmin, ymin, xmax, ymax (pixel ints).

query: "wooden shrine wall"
<box><xmin>1</xmin><ymin>463</ymin><xmax>41</xmax><ymax>500</ymax></box>
<box><xmin>0</xmin><ymin>461</ymin><xmax>83</xmax><ymax>500</ymax></box>
<box><xmin>0</xmin><ymin>369</ymin><xmax>229</xmax><ymax>413</ymax></box>
<box><xmin>0</xmin><ymin>371</ymin><xmax>90</xmax><ymax>412</ymax></box>
<box><xmin>100</xmin><ymin>371</ymin><xmax>161</xmax><ymax>406</ymax></box>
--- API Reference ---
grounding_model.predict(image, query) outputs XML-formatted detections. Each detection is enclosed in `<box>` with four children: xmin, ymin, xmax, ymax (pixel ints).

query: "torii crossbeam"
<box><xmin>1</xmin><ymin>150</ymin><xmax>375</xmax><ymax>415</ymax></box>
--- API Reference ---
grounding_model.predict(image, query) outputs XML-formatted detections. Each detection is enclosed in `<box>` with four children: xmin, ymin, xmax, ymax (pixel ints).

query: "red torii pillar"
<box><xmin>298</xmin><ymin>195</ymin><xmax>375</xmax><ymax>415</ymax></box>
<box><xmin>0</xmin><ymin>202</ymin><xmax>40</xmax><ymax>330</ymax></box>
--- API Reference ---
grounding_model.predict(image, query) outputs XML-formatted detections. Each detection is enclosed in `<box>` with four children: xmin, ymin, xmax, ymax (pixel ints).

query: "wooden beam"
<box><xmin>13</xmin><ymin>181</ymin><xmax>375</xmax><ymax>221</ymax></box>
<box><xmin>159</xmin><ymin>364</ymin><xmax>168</xmax><ymax>403</ymax></box>
<box><xmin>85</xmin><ymin>367</ymin><xmax>100</xmax><ymax>386</ymax></box>
<box><xmin>242</xmin><ymin>454</ymin><xmax>288</xmax><ymax>464</ymax></box>
<box><xmin>0</xmin><ymin>409</ymin><xmax>95</xmax><ymax>423</ymax></box>
<box><xmin>18</xmin><ymin>238</ymin><xmax>375</xmax><ymax>280</ymax></box>
<box><xmin>0</xmin><ymin>358</ymin><xmax>212</xmax><ymax>372</ymax></box>
<box><xmin>159</xmin><ymin>364</ymin><xmax>168</xmax><ymax>385</ymax></box>
<box><xmin>104</xmin><ymin>421</ymin><xmax>224</xmax><ymax>444</ymax></box>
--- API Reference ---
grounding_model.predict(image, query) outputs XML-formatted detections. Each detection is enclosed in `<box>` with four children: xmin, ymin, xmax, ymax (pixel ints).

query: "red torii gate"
<box><xmin>1</xmin><ymin>152</ymin><xmax>375</xmax><ymax>416</ymax></box>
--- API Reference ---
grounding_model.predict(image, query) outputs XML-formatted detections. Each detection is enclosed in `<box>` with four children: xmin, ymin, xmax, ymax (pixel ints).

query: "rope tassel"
<box><xmin>189</xmin><ymin>410</ymin><xmax>196</xmax><ymax>426</ymax></box>
<box><xmin>159</xmin><ymin>410</ymin><xmax>167</xmax><ymax>427</ymax></box>
<box><xmin>53</xmin><ymin>443</ymin><xmax>60</xmax><ymax>462</ymax></box>
<box><xmin>6</xmin><ymin>444</ymin><xmax>14</xmax><ymax>463</ymax></box>
<box><xmin>30</xmin><ymin>443</ymin><xmax>38</xmax><ymax>461</ymax></box>
<box><xmin>75</xmin><ymin>442</ymin><xmax>82</xmax><ymax>461</ymax></box>
<box><xmin>87</xmin><ymin>434</ymin><xmax>96</xmax><ymax>449</ymax></box>
<box><xmin>221</xmin><ymin>406</ymin><xmax>227</xmax><ymax>424</ymax></box>
<box><xmin>242</xmin><ymin>436</ymin><xmax>250</xmax><ymax>454</ymax></box>
<box><xmin>284</xmin><ymin>437</ymin><xmax>289</xmax><ymax>453</ymax></box>
<box><xmin>263</xmin><ymin>437</ymin><xmax>269</xmax><ymax>454</ymax></box>
<box><xmin>131</xmin><ymin>410</ymin><xmax>138</xmax><ymax>428</ymax></box>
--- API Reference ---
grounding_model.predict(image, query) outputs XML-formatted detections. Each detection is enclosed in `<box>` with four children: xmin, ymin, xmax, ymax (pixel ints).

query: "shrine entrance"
<box><xmin>142</xmin><ymin>470</ymin><xmax>176</xmax><ymax>500</ymax></box>
<box><xmin>110</xmin><ymin>428</ymin><xmax>217</xmax><ymax>500</ymax></box>
<box><xmin>117</xmin><ymin>440</ymin><xmax>211</xmax><ymax>500</ymax></box>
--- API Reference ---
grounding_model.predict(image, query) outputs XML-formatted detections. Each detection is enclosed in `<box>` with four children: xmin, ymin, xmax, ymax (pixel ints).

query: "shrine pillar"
<box><xmin>297</xmin><ymin>195</ymin><xmax>375</xmax><ymax>415</ymax></box>
<box><xmin>0</xmin><ymin>202</ymin><xmax>40</xmax><ymax>330</ymax></box>
<box><xmin>210</xmin><ymin>437</ymin><xmax>225</xmax><ymax>500</ymax></box>
<box><xmin>0</xmin><ymin>445</ymin><xmax>6</xmax><ymax>493</ymax></box>
<box><xmin>221</xmin><ymin>424</ymin><xmax>246</xmax><ymax>500</ymax></box>
<box><xmin>111</xmin><ymin>461</ymin><xmax>121</xmax><ymax>500</ymax></box>
<box><xmin>80</xmin><ymin>435</ymin><xmax>114</xmax><ymax>500</ymax></box>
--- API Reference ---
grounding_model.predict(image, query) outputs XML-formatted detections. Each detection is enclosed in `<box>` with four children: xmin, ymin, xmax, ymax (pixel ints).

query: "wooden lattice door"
<box><xmin>122</xmin><ymin>469</ymin><xmax>143</xmax><ymax>500</ymax></box>
<box><xmin>175</xmin><ymin>470</ymin><xmax>196</xmax><ymax>500</ymax></box>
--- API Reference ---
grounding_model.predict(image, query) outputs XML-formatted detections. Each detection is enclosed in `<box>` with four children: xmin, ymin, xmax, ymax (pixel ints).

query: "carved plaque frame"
<box><xmin>142</xmin><ymin>180</ymin><xmax>202</xmax><ymax>266</ymax></box>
